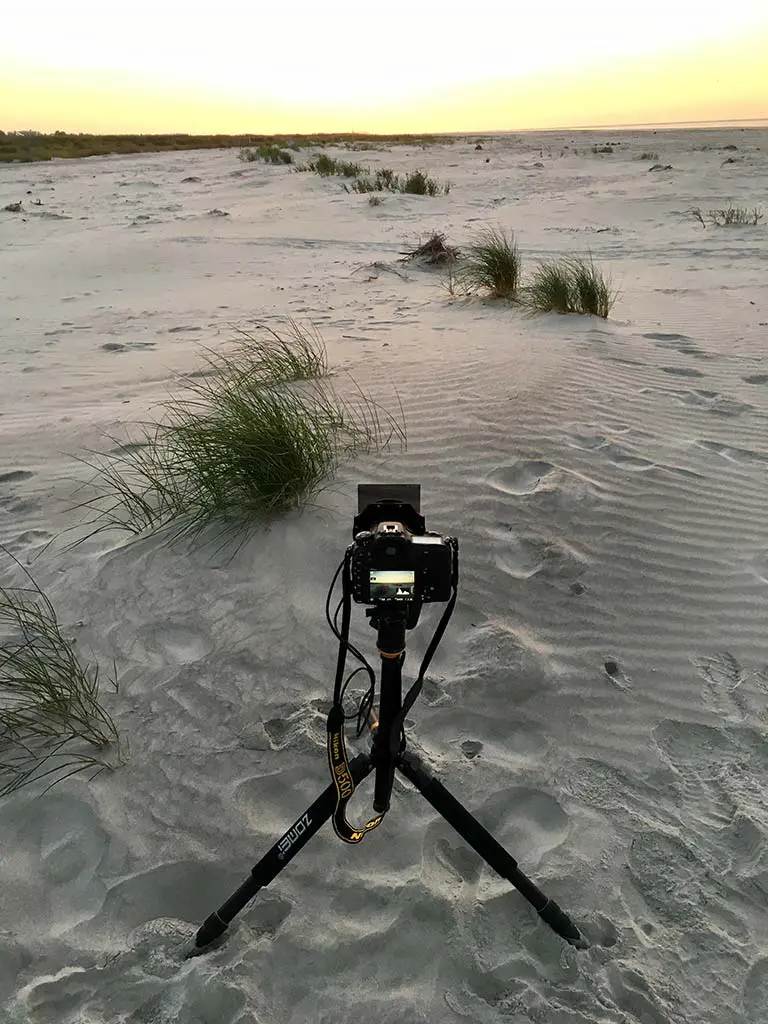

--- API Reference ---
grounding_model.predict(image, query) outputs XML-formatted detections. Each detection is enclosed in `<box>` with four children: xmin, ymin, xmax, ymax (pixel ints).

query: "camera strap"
<box><xmin>326</xmin><ymin>703</ymin><xmax>383</xmax><ymax>843</ymax></box>
<box><xmin>325</xmin><ymin>548</ymin><xmax>384</xmax><ymax>843</ymax></box>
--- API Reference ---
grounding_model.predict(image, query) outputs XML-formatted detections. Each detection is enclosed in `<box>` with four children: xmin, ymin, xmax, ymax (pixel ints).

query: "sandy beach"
<box><xmin>1</xmin><ymin>127</ymin><xmax>767</xmax><ymax>1023</ymax></box>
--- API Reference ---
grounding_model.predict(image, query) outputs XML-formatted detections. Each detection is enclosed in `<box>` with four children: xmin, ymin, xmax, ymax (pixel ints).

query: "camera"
<box><xmin>350</xmin><ymin>484</ymin><xmax>456</xmax><ymax>610</ymax></box>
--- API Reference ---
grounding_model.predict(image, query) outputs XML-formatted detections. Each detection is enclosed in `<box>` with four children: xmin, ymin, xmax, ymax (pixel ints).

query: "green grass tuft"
<box><xmin>310</xmin><ymin>160</ymin><xmax>448</xmax><ymax>196</ymax></box>
<box><xmin>0</xmin><ymin>552</ymin><xmax>122</xmax><ymax>798</ymax></box>
<box><xmin>457</xmin><ymin>227</ymin><xmax>521</xmax><ymax>299</ymax></box>
<box><xmin>239</xmin><ymin>144</ymin><xmax>294</xmax><ymax>165</ymax></box>
<box><xmin>307</xmin><ymin>154</ymin><xmax>364</xmax><ymax>177</ymax></box>
<box><xmin>524</xmin><ymin>256</ymin><xmax>616</xmax><ymax>318</ymax></box>
<box><xmin>76</xmin><ymin>321</ymin><xmax>405</xmax><ymax>544</ymax></box>
<box><xmin>401</xmin><ymin>170</ymin><xmax>443</xmax><ymax>195</ymax></box>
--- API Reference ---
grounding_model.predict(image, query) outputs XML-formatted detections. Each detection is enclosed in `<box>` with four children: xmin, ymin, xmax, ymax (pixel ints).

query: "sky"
<box><xmin>1</xmin><ymin>1</ymin><xmax>767</xmax><ymax>134</ymax></box>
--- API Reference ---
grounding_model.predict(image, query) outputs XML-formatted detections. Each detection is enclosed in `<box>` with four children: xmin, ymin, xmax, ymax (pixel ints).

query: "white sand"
<box><xmin>1</xmin><ymin>128</ymin><xmax>767</xmax><ymax>1024</ymax></box>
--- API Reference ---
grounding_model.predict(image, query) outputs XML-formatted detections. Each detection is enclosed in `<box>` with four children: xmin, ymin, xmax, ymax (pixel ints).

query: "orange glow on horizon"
<box><xmin>1</xmin><ymin>23</ymin><xmax>766</xmax><ymax>135</ymax></box>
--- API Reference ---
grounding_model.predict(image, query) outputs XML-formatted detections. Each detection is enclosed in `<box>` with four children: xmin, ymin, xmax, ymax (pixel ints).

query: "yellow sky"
<box><xmin>1</xmin><ymin>2</ymin><xmax>766</xmax><ymax>133</ymax></box>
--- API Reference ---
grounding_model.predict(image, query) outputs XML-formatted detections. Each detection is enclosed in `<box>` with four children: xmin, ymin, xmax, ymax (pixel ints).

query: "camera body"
<box><xmin>350</xmin><ymin>485</ymin><xmax>456</xmax><ymax>610</ymax></box>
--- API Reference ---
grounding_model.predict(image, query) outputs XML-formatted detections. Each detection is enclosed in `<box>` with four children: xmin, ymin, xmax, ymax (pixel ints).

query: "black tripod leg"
<box><xmin>192</xmin><ymin>752</ymin><xmax>373</xmax><ymax>952</ymax></box>
<box><xmin>396</xmin><ymin>753</ymin><xmax>589</xmax><ymax>949</ymax></box>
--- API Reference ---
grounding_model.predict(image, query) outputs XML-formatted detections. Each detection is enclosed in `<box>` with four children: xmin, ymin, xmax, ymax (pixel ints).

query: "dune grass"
<box><xmin>306</xmin><ymin>154</ymin><xmax>364</xmax><ymax>177</ymax></box>
<box><xmin>708</xmin><ymin>204</ymin><xmax>763</xmax><ymax>226</ymax></box>
<box><xmin>524</xmin><ymin>256</ymin><xmax>616</xmax><ymax>318</ymax></box>
<box><xmin>239</xmin><ymin>144</ymin><xmax>294</xmax><ymax>165</ymax></box>
<box><xmin>401</xmin><ymin>170</ymin><xmax>446</xmax><ymax>196</ymax></box>
<box><xmin>0</xmin><ymin>553</ymin><xmax>121</xmax><ymax>797</ymax></box>
<box><xmin>307</xmin><ymin>160</ymin><xmax>448</xmax><ymax>196</ymax></box>
<box><xmin>456</xmin><ymin>227</ymin><xmax>521</xmax><ymax>299</ymax></box>
<box><xmin>77</xmin><ymin>321</ymin><xmax>405</xmax><ymax>544</ymax></box>
<box><xmin>691</xmin><ymin>204</ymin><xmax>763</xmax><ymax>227</ymax></box>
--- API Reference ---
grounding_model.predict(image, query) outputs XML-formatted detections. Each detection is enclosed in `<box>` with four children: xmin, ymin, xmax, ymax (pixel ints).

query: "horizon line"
<box><xmin>4</xmin><ymin>117</ymin><xmax>767</xmax><ymax>137</ymax></box>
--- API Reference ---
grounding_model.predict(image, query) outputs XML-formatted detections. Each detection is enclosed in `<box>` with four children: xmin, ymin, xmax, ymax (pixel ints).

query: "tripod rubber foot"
<box><xmin>192</xmin><ymin>912</ymin><xmax>229</xmax><ymax>952</ymax></box>
<box><xmin>538</xmin><ymin>900</ymin><xmax>590</xmax><ymax>950</ymax></box>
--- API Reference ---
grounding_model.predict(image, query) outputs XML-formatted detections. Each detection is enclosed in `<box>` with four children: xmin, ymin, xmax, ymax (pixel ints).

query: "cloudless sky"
<box><xmin>1</xmin><ymin>1</ymin><xmax>766</xmax><ymax>133</ymax></box>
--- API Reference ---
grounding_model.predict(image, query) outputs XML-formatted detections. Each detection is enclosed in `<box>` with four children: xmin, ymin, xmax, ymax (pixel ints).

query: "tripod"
<box><xmin>191</xmin><ymin>607</ymin><xmax>588</xmax><ymax>953</ymax></box>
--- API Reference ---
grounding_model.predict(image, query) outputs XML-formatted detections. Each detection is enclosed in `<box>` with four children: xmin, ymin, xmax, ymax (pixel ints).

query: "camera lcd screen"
<box><xmin>370</xmin><ymin>569</ymin><xmax>416</xmax><ymax>601</ymax></box>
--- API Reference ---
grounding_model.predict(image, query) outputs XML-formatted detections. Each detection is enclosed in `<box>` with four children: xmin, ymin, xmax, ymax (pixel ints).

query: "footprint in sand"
<box><xmin>0</xmin><ymin>470</ymin><xmax>39</xmax><ymax>515</ymax></box>
<box><xmin>493</xmin><ymin>532</ymin><xmax>588</xmax><ymax>582</ymax></box>
<box><xmin>625</xmin><ymin>828</ymin><xmax>743</xmax><ymax>934</ymax></box>
<box><xmin>560</xmin><ymin>757</ymin><xmax>676</xmax><ymax>829</ymax></box>
<box><xmin>644</xmin><ymin>330</ymin><xmax>704</xmax><ymax>359</ymax></box>
<box><xmin>652</xmin><ymin>719</ymin><xmax>760</xmax><ymax>834</ymax></box>
<box><xmin>660</xmin><ymin>365</ymin><xmax>706</xmax><ymax>378</ymax></box>
<box><xmin>694</xmin><ymin>439</ymin><xmax>768</xmax><ymax>464</ymax></box>
<box><xmin>427</xmin><ymin>785</ymin><xmax>569</xmax><ymax>876</ymax></box>
<box><xmin>643</xmin><ymin>331</ymin><xmax>691</xmax><ymax>342</ymax></box>
<box><xmin>562</xmin><ymin>425</ymin><xmax>608</xmax><ymax>451</ymax></box>
<box><xmin>743</xmin><ymin>374</ymin><xmax>768</xmax><ymax>385</ymax></box>
<box><xmin>708</xmin><ymin>396</ymin><xmax>753</xmax><ymax>417</ymax></box>
<box><xmin>0</xmin><ymin>469</ymin><xmax>34</xmax><ymax>485</ymax></box>
<box><xmin>71</xmin><ymin>861</ymin><xmax>264</xmax><ymax>943</ymax></box>
<box><xmin>606</xmin><ymin>964</ymin><xmax>674</xmax><ymax>1024</ymax></box>
<box><xmin>131</xmin><ymin>623</ymin><xmax>213</xmax><ymax>669</ymax></box>
<box><xmin>695</xmin><ymin>651</ymin><xmax>768</xmax><ymax>725</ymax></box>
<box><xmin>602</xmin><ymin>443</ymin><xmax>656</xmax><ymax>471</ymax></box>
<box><xmin>743</xmin><ymin>958</ymin><xmax>768</xmax><ymax>1018</ymax></box>
<box><xmin>487</xmin><ymin>459</ymin><xmax>555</xmax><ymax>496</ymax></box>
<box><xmin>10</xmin><ymin>528</ymin><xmax>52</xmax><ymax>551</ymax></box>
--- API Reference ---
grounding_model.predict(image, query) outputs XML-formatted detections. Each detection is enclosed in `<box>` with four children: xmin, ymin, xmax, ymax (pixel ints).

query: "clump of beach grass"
<box><xmin>306</xmin><ymin>154</ymin><xmax>364</xmax><ymax>177</ymax></box>
<box><xmin>347</xmin><ymin>168</ymin><xmax>399</xmax><ymax>193</ymax></box>
<box><xmin>239</xmin><ymin>145</ymin><xmax>294</xmax><ymax>165</ymax></box>
<box><xmin>310</xmin><ymin>159</ymin><xmax>449</xmax><ymax>196</ymax></box>
<box><xmin>523</xmin><ymin>256</ymin><xmax>616</xmax><ymax>318</ymax></box>
<box><xmin>708</xmin><ymin>204</ymin><xmax>763</xmax><ymax>226</ymax></box>
<box><xmin>455</xmin><ymin>226</ymin><xmax>521</xmax><ymax>299</ymax></box>
<box><xmin>0</xmin><ymin>553</ymin><xmax>121</xmax><ymax>797</ymax></box>
<box><xmin>691</xmin><ymin>204</ymin><xmax>763</xmax><ymax>227</ymax></box>
<box><xmin>401</xmin><ymin>170</ymin><xmax>446</xmax><ymax>196</ymax></box>
<box><xmin>77</xmin><ymin>321</ymin><xmax>405</xmax><ymax>543</ymax></box>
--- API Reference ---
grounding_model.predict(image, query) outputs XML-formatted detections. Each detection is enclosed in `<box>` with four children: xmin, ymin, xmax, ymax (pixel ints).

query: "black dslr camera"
<box><xmin>350</xmin><ymin>484</ymin><xmax>456</xmax><ymax>627</ymax></box>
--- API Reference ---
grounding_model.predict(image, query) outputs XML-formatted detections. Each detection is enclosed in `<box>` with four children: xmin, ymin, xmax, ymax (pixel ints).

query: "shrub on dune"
<box><xmin>238</xmin><ymin>145</ymin><xmax>293</xmax><ymax>165</ymax></box>
<box><xmin>307</xmin><ymin>154</ymin><xmax>363</xmax><ymax>177</ymax></box>
<box><xmin>457</xmin><ymin>226</ymin><xmax>521</xmax><ymax>299</ymax></box>
<box><xmin>524</xmin><ymin>256</ymin><xmax>616</xmax><ymax>318</ymax></box>
<box><xmin>348</xmin><ymin>176</ymin><xmax>378</xmax><ymax>193</ymax></box>
<box><xmin>0</xmin><ymin>555</ymin><xmax>121</xmax><ymax>797</ymax></box>
<box><xmin>78</xmin><ymin>321</ymin><xmax>405</xmax><ymax>543</ymax></box>
<box><xmin>401</xmin><ymin>170</ymin><xmax>445</xmax><ymax>196</ymax></box>
<box><xmin>708</xmin><ymin>204</ymin><xmax>763</xmax><ymax>226</ymax></box>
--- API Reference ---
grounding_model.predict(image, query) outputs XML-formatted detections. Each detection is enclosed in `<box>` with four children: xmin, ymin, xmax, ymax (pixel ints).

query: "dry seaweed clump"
<box><xmin>399</xmin><ymin>232</ymin><xmax>460</xmax><ymax>266</ymax></box>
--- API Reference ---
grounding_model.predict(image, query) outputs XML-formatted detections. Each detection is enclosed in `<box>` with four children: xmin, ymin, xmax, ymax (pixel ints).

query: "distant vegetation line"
<box><xmin>0</xmin><ymin>131</ymin><xmax>452</xmax><ymax>163</ymax></box>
